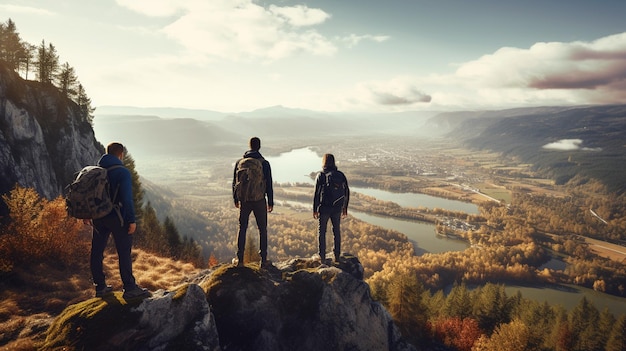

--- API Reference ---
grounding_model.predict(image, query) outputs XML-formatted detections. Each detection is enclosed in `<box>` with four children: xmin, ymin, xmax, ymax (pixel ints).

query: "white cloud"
<box><xmin>340</xmin><ymin>34</ymin><xmax>390</xmax><ymax>48</ymax></box>
<box><xmin>542</xmin><ymin>139</ymin><xmax>602</xmax><ymax>151</ymax></box>
<box><xmin>269</xmin><ymin>4</ymin><xmax>331</xmax><ymax>27</ymax></box>
<box><xmin>115</xmin><ymin>0</ymin><xmax>336</xmax><ymax>62</ymax></box>
<box><xmin>453</xmin><ymin>32</ymin><xmax>626</xmax><ymax>105</ymax></box>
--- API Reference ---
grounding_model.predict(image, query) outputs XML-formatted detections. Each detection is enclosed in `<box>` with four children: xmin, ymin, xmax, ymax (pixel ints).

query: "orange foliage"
<box><xmin>429</xmin><ymin>317</ymin><xmax>483</xmax><ymax>351</ymax></box>
<box><xmin>0</xmin><ymin>185</ymin><xmax>89</xmax><ymax>270</ymax></box>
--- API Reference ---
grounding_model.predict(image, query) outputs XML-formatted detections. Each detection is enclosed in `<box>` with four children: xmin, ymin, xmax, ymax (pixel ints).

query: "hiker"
<box><xmin>313</xmin><ymin>153</ymin><xmax>350</xmax><ymax>263</ymax></box>
<box><xmin>86</xmin><ymin>142</ymin><xmax>149</xmax><ymax>299</ymax></box>
<box><xmin>232</xmin><ymin>137</ymin><xmax>274</xmax><ymax>267</ymax></box>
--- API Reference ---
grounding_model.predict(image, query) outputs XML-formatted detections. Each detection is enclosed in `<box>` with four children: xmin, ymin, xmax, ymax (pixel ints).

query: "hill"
<box><xmin>442</xmin><ymin>104</ymin><xmax>626</xmax><ymax>192</ymax></box>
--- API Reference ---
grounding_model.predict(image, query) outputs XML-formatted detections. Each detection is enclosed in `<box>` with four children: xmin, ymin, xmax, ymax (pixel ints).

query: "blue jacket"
<box><xmin>232</xmin><ymin>150</ymin><xmax>274</xmax><ymax>206</ymax></box>
<box><xmin>97</xmin><ymin>154</ymin><xmax>136</xmax><ymax>224</ymax></box>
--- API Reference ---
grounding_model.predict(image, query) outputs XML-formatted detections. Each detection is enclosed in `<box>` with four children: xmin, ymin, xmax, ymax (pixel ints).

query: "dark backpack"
<box><xmin>235</xmin><ymin>157</ymin><xmax>266</xmax><ymax>202</ymax></box>
<box><xmin>320</xmin><ymin>170</ymin><xmax>346</xmax><ymax>208</ymax></box>
<box><xmin>65</xmin><ymin>165</ymin><xmax>123</xmax><ymax>219</ymax></box>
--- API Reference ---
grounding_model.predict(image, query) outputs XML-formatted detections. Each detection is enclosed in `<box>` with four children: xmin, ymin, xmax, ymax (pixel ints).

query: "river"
<box><xmin>269</xmin><ymin>147</ymin><xmax>626</xmax><ymax>314</ymax></box>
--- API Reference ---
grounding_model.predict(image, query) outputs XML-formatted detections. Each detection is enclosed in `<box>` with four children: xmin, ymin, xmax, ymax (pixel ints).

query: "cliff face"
<box><xmin>42</xmin><ymin>256</ymin><xmax>418</xmax><ymax>351</ymax></box>
<box><xmin>0</xmin><ymin>62</ymin><xmax>102</xmax><ymax>206</ymax></box>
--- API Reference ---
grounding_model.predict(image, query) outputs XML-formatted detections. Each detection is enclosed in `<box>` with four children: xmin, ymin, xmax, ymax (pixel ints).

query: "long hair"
<box><xmin>322</xmin><ymin>153</ymin><xmax>336</xmax><ymax>169</ymax></box>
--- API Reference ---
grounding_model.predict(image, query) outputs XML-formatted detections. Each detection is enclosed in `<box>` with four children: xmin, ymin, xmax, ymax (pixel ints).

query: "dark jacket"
<box><xmin>232</xmin><ymin>150</ymin><xmax>274</xmax><ymax>206</ymax></box>
<box><xmin>313</xmin><ymin>166</ymin><xmax>350</xmax><ymax>212</ymax></box>
<box><xmin>97</xmin><ymin>154</ymin><xmax>136</xmax><ymax>224</ymax></box>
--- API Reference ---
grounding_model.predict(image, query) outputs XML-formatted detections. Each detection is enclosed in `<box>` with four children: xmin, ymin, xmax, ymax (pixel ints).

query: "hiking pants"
<box><xmin>91</xmin><ymin>212</ymin><xmax>137</xmax><ymax>290</ymax></box>
<box><xmin>318</xmin><ymin>207</ymin><xmax>342</xmax><ymax>259</ymax></box>
<box><xmin>237</xmin><ymin>199</ymin><xmax>268</xmax><ymax>262</ymax></box>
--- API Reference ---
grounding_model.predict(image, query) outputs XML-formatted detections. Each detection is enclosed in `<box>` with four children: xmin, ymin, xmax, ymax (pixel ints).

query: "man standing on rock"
<box><xmin>232</xmin><ymin>137</ymin><xmax>274</xmax><ymax>268</ymax></box>
<box><xmin>87</xmin><ymin>142</ymin><xmax>150</xmax><ymax>299</ymax></box>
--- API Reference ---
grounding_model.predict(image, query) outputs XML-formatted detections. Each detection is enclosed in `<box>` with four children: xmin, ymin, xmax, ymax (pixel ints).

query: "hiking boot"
<box><xmin>123</xmin><ymin>286</ymin><xmax>150</xmax><ymax>300</ymax></box>
<box><xmin>260</xmin><ymin>260</ymin><xmax>272</xmax><ymax>269</ymax></box>
<box><xmin>95</xmin><ymin>285</ymin><xmax>113</xmax><ymax>297</ymax></box>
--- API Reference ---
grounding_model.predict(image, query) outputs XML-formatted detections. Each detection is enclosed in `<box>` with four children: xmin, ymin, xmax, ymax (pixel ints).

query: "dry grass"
<box><xmin>0</xmin><ymin>248</ymin><xmax>201</xmax><ymax>350</ymax></box>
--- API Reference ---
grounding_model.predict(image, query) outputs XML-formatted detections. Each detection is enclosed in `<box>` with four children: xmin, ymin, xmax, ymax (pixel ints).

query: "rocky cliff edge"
<box><xmin>41</xmin><ymin>255</ymin><xmax>417</xmax><ymax>351</ymax></box>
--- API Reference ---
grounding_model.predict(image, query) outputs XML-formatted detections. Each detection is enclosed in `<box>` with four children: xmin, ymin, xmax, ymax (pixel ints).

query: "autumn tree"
<box><xmin>472</xmin><ymin>319</ymin><xmax>531</xmax><ymax>351</ymax></box>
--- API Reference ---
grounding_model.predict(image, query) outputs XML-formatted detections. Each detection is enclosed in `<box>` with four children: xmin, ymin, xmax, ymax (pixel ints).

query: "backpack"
<box><xmin>320</xmin><ymin>170</ymin><xmax>346</xmax><ymax>208</ymax></box>
<box><xmin>65</xmin><ymin>165</ymin><xmax>123</xmax><ymax>219</ymax></box>
<box><xmin>234</xmin><ymin>157</ymin><xmax>266</xmax><ymax>202</ymax></box>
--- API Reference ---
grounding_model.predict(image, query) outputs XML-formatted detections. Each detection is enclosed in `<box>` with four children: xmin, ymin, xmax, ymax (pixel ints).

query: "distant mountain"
<box><xmin>94</xmin><ymin>106</ymin><xmax>441</xmax><ymax>157</ymax></box>
<box><xmin>93</xmin><ymin>114</ymin><xmax>242</xmax><ymax>160</ymax></box>
<box><xmin>96</xmin><ymin>105</ymin><xmax>227</xmax><ymax>121</ymax></box>
<box><xmin>445</xmin><ymin>104</ymin><xmax>626</xmax><ymax>192</ymax></box>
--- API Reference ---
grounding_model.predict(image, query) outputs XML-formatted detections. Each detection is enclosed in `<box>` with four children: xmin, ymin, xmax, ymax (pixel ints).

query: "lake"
<box><xmin>271</xmin><ymin>147</ymin><xmax>626</xmax><ymax>315</ymax></box>
<box><xmin>267</xmin><ymin>147</ymin><xmax>479</xmax><ymax>214</ymax></box>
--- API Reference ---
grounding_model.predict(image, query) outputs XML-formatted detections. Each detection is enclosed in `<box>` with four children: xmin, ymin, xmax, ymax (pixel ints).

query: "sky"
<box><xmin>2</xmin><ymin>0</ymin><xmax>626</xmax><ymax>113</ymax></box>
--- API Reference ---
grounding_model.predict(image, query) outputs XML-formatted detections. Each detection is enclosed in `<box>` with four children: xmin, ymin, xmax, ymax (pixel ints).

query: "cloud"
<box><xmin>115</xmin><ymin>0</ymin><xmax>337</xmax><ymax>61</ymax></box>
<box><xmin>453</xmin><ymin>32</ymin><xmax>626</xmax><ymax>105</ymax></box>
<box><xmin>348</xmin><ymin>78</ymin><xmax>432</xmax><ymax>109</ymax></box>
<box><xmin>542</xmin><ymin>139</ymin><xmax>602</xmax><ymax>151</ymax></box>
<box><xmin>340</xmin><ymin>34</ymin><xmax>390</xmax><ymax>48</ymax></box>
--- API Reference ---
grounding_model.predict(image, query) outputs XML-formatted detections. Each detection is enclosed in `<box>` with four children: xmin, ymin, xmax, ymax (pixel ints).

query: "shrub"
<box><xmin>0</xmin><ymin>185</ymin><xmax>89</xmax><ymax>270</ymax></box>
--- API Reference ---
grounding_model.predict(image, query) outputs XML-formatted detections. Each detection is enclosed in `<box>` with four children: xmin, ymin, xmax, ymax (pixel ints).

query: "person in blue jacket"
<box><xmin>87</xmin><ymin>142</ymin><xmax>149</xmax><ymax>299</ymax></box>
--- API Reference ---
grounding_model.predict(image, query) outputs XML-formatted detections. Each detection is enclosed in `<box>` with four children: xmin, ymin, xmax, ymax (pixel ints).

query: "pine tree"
<box><xmin>76</xmin><ymin>83</ymin><xmax>95</xmax><ymax>124</ymax></box>
<box><xmin>472</xmin><ymin>283</ymin><xmax>510</xmax><ymax>333</ymax></box>
<box><xmin>386</xmin><ymin>270</ymin><xmax>428</xmax><ymax>343</ymax></box>
<box><xmin>606</xmin><ymin>315</ymin><xmax>626</xmax><ymax>351</ymax></box>
<box><xmin>0</xmin><ymin>19</ymin><xmax>26</xmax><ymax>71</ymax></box>
<box><xmin>443</xmin><ymin>282</ymin><xmax>472</xmax><ymax>319</ymax></box>
<box><xmin>55</xmin><ymin>62</ymin><xmax>78</xmax><ymax>99</ymax></box>
<box><xmin>34</xmin><ymin>40</ymin><xmax>59</xmax><ymax>84</ymax></box>
<box><xmin>569</xmin><ymin>297</ymin><xmax>602</xmax><ymax>351</ymax></box>
<box><xmin>164</xmin><ymin>216</ymin><xmax>182</xmax><ymax>257</ymax></box>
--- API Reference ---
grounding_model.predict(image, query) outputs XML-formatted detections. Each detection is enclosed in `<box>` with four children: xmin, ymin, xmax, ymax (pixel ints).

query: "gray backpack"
<box><xmin>65</xmin><ymin>165</ymin><xmax>123</xmax><ymax>219</ymax></box>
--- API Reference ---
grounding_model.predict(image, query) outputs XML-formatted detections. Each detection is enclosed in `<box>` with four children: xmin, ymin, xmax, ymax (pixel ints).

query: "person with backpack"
<box><xmin>86</xmin><ymin>142</ymin><xmax>149</xmax><ymax>299</ymax></box>
<box><xmin>232</xmin><ymin>137</ymin><xmax>274</xmax><ymax>268</ymax></box>
<box><xmin>313</xmin><ymin>153</ymin><xmax>350</xmax><ymax>264</ymax></box>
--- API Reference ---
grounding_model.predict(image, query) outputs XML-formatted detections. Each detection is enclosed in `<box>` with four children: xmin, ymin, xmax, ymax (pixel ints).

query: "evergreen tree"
<box><xmin>21</xmin><ymin>43</ymin><xmax>35</xmax><ymax>80</ymax></box>
<box><xmin>443</xmin><ymin>282</ymin><xmax>472</xmax><ymax>319</ymax></box>
<box><xmin>76</xmin><ymin>83</ymin><xmax>95</xmax><ymax>124</ymax></box>
<box><xmin>135</xmin><ymin>202</ymin><xmax>166</xmax><ymax>253</ymax></box>
<box><xmin>606</xmin><ymin>315</ymin><xmax>626</xmax><ymax>351</ymax></box>
<box><xmin>386</xmin><ymin>270</ymin><xmax>428</xmax><ymax>343</ymax></box>
<box><xmin>472</xmin><ymin>283</ymin><xmax>510</xmax><ymax>333</ymax></box>
<box><xmin>0</xmin><ymin>19</ymin><xmax>26</xmax><ymax>71</ymax></box>
<box><xmin>569</xmin><ymin>297</ymin><xmax>602</xmax><ymax>351</ymax></box>
<box><xmin>164</xmin><ymin>216</ymin><xmax>182</xmax><ymax>257</ymax></box>
<box><xmin>34</xmin><ymin>39</ymin><xmax>59</xmax><ymax>84</ymax></box>
<box><xmin>55</xmin><ymin>62</ymin><xmax>78</xmax><ymax>99</ymax></box>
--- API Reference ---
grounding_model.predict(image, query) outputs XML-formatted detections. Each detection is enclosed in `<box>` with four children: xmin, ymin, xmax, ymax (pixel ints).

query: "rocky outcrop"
<box><xmin>42</xmin><ymin>256</ymin><xmax>418</xmax><ymax>351</ymax></box>
<box><xmin>0</xmin><ymin>62</ymin><xmax>102</xmax><ymax>205</ymax></box>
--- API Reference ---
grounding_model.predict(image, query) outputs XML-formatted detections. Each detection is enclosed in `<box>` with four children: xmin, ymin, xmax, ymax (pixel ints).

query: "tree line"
<box><xmin>0</xmin><ymin>18</ymin><xmax>94</xmax><ymax>124</ymax></box>
<box><xmin>382</xmin><ymin>275</ymin><xmax>626</xmax><ymax>351</ymax></box>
